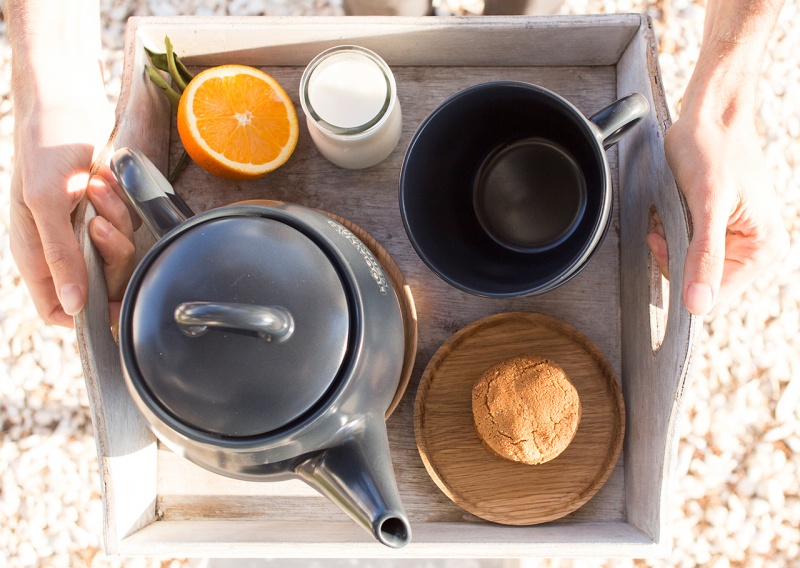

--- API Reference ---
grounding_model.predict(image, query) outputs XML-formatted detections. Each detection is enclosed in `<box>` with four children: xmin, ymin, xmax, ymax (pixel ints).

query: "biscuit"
<box><xmin>472</xmin><ymin>355</ymin><xmax>581</xmax><ymax>465</ymax></box>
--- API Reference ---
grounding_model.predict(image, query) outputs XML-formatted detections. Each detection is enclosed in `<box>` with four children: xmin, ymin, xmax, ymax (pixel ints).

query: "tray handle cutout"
<box><xmin>647</xmin><ymin>205</ymin><xmax>669</xmax><ymax>353</ymax></box>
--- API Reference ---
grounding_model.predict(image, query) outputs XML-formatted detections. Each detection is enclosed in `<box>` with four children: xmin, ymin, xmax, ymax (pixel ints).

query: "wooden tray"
<box><xmin>415</xmin><ymin>312</ymin><xmax>625</xmax><ymax>526</ymax></box>
<box><xmin>74</xmin><ymin>15</ymin><xmax>698</xmax><ymax>559</ymax></box>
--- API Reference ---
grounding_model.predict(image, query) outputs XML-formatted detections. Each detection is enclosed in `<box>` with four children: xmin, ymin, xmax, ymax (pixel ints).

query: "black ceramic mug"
<box><xmin>400</xmin><ymin>81</ymin><xmax>649</xmax><ymax>297</ymax></box>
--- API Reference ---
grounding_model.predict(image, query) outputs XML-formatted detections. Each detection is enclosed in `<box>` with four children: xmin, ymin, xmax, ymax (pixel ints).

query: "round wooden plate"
<box><xmin>414</xmin><ymin>312</ymin><xmax>625</xmax><ymax>525</ymax></box>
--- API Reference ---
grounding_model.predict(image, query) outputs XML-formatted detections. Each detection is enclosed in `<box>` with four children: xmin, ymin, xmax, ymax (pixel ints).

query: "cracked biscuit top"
<box><xmin>471</xmin><ymin>355</ymin><xmax>581</xmax><ymax>465</ymax></box>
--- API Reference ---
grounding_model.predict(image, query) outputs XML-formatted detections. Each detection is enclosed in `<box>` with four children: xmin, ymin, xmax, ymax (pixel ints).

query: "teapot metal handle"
<box><xmin>175</xmin><ymin>302</ymin><xmax>295</xmax><ymax>343</ymax></box>
<box><xmin>110</xmin><ymin>147</ymin><xmax>195</xmax><ymax>238</ymax></box>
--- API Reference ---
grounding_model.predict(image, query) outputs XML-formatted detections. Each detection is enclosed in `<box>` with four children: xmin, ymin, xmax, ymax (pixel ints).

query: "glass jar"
<box><xmin>300</xmin><ymin>46</ymin><xmax>402</xmax><ymax>170</ymax></box>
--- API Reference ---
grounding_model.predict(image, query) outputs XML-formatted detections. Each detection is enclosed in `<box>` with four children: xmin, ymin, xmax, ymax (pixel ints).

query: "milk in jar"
<box><xmin>300</xmin><ymin>46</ymin><xmax>402</xmax><ymax>169</ymax></box>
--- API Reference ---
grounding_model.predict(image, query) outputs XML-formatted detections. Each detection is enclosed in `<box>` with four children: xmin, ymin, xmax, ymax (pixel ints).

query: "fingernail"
<box><xmin>59</xmin><ymin>284</ymin><xmax>84</xmax><ymax>316</ymax></box>
<box><xmin>93</xmin><ymin>215</ymin><xmax>112</xmax><ymax>238</ymax></box>
<box><xmin>88</xmin><ymin>176</ymin><xmax>111</xmax><ymax>198</ymax></box>
<box><xmin>685</xmin><ymin>282</ymin><xmax>713</xmax><ymax>315</ymax></box>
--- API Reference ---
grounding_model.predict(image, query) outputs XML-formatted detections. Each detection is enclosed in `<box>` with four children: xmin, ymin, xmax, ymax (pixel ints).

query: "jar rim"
<box><xmin>300</xmin><ymin>45</ymin><xmax>396</xmax><ymax>136</ymax></box>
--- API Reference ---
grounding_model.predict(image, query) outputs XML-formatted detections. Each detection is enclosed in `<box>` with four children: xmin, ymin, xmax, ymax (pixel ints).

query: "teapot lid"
<box><xmin>124</xmin><ymin>210</ymin><xmax>351</xmax><ymax>438</ymax></box>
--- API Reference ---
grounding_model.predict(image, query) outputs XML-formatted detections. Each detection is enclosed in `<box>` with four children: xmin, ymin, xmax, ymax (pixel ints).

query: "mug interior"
<box><xmin>400</xmin><ymin>82</ymin><xmax>609</xmax><ymax>297</ymax></box>
<box><xmin>473</xmin><ymin>137</ymin><xmax>588</xmax><ymax>253</ymax></box>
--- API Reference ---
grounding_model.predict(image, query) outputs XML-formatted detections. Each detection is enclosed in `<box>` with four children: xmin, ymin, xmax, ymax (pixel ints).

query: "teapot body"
<box><xmin>111</xmin><ymin>148</ymin><xmax>410</xmax><ymax>547</ymax></box>
<box><xmin>119</xmin><ymin>200</ymin><xmax>405</xmax><ymax>469</ymax></box>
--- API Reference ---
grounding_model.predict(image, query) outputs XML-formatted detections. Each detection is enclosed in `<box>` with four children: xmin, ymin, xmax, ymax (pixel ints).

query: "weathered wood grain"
<box><xmin>616</xmin><ymin>18</ymin><xmax>697</xmax><ymax>547</ymax></box>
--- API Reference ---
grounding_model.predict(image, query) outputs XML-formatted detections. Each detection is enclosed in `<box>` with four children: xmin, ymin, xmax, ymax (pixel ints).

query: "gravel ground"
<box><xmin>1</xmin><ymin>1</ymin><xmax>798</xmax><ymax>567</ymax></box>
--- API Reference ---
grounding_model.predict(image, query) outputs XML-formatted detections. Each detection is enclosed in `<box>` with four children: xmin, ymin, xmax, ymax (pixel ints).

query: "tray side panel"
<box><xmin>616</xmin><ymin>19</ymin><xmax>697</xmax><ymax>546</ymax></box>
<box><xmin>118</xmin><ymin>520</ymin><xmax>657</xmax><ymax>558</ymax></box>
<box><xmin>74</xmin><ymin>19</ymin><xmax>171</xmax><ymax>553</ymax></box>
<box><xmin>131</xmin><ymin>15</ymin><xmax>640</xmax><ymax>67</ymax></box>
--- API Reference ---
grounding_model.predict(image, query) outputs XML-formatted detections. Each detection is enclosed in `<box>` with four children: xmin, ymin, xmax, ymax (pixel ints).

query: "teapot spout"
<box><xmin>110</xmin><ymin>147</ymin><xmax>194</xmax><ymax>238</ymax></box>
<box><xmin>295</xmin><ymin>417</ymin><xmax>411</xmax><ymax>548</ymax></box>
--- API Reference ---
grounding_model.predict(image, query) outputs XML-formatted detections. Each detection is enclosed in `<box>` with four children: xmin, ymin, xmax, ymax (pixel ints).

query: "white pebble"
<box><xmin>752</xmin><ymin>528</ymin><xmax>775</xmax><ymax>555</ymax></box>
<box><xmin>750</xmin><ymin>497</ymin><xmax>772</xmax><ymax>518</ymax></box>
<box><xmin>766</xmin><ymin>479</ymin><xmax>787</xmax><ymax>510</ymax></box>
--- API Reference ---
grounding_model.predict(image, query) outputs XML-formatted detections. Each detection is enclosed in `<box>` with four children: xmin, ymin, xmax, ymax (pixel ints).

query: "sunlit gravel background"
<box><xmin>1</xmin><ymin>0</ymin><xmax>798</xmax><ymax>566</ymax></box>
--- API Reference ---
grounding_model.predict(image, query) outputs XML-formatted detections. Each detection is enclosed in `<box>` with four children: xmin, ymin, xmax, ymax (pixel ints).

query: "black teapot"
<box><xmin>111</xmin><ymin>148</ymin><xmax>411</xmax><ymax>548</ymax></box>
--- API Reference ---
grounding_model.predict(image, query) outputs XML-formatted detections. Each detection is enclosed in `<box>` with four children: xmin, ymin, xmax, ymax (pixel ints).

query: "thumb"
<box><xmin>682</xmin><ymin>205</ymin><xmax>727</xmax><ymax>316</ymax></box>
<box><xmin>32</xmin><ymin>204</ymin><xmax>89</xmax><ymax>317</ymax></box>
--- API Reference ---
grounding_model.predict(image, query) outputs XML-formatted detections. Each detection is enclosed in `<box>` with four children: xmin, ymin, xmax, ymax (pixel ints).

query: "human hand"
<box><xmin>9</xmin><ymin>104</ymin><xmax>125</xmax><ymax>328</ymax></box>
<box><xmin>10</xmin><ymin>87</ymin><xmax>110</xmax><ymax>326</ymax></box>
<box><xmin>648</xmin><ymin>109</ymin><xmax>789</xmax><ymax>316</ymax></box>
<box><xmin>85</xmin><ymin>172</ymin><xmax>138</xmax><ymax>336</ymax></box>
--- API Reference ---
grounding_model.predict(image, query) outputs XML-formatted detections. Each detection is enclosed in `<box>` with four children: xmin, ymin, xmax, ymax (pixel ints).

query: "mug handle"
<box><xmin>589</xmin><ymin>93</ymin><xmax>650</xmax><ymax>149</ymax></box>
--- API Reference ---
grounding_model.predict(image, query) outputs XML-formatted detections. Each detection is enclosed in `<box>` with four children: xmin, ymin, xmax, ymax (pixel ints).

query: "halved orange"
<box><xmin>177</xmin><ymin>65</ymin><xmax>299</xmax><ymax>180</ymax></box>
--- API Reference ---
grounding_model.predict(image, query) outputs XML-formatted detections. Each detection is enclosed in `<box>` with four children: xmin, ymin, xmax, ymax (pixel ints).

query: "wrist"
<box><xmin>682</xmin><ymin>0</ymin><xmax>782</xmax><ymax>126</ymax></box>
<box><xmin>12</xmin><ymin>57</ymin><xmax>106</xmax><ymax>120</ymax></box>
<box><xmin>7</xmin><ymin>0</ymin><xmax>103</xmax><ymax>111</ymax></box>
<box><xmin>680</xmin><ymin>40</ymin><xmax>762</xmax><ymax>128</ymax></box>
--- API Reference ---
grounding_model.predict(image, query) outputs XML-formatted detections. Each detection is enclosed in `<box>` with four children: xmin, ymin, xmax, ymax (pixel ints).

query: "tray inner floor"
<box><xmin>157</xmin><ymin>64</ymin><xmax>625</xmax><ymax>525</ymax></box>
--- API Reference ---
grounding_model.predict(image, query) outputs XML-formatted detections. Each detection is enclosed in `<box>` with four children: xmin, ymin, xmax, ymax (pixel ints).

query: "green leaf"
<box><xmin>144</xmin><ymin>47</ymin><xmax>171</xmax><ymax>72</ymax></box>
<box><xmin>165</xmin><ymin>36</ymin><xmax>188</xmax><ymax>92</ymax></box>
<box><xmin>145</xmin><ymin>63</ymin><xmax>181</xmax><ymax>114</ymax></box>
<box><xmin>144</xmin><ymin>38</ymin><xmax>194</xmax><ymax>87</ymax></box>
